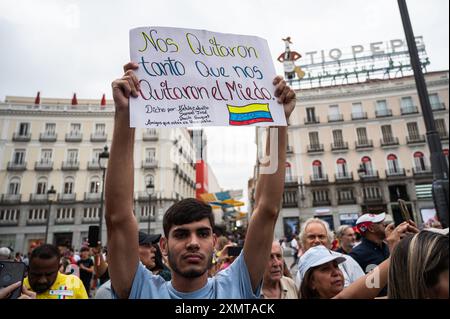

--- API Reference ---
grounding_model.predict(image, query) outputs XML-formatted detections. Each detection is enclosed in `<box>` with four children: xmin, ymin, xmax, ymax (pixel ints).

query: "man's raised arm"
<box><xmin>105</xmin><ymin>62</ymin><xmax>140</xmax><ymax>298</ymax></box>
<box><xmin>244</xmin><ymin>76</ymin><xmax>296</xmax><ymax>291</ymax></box>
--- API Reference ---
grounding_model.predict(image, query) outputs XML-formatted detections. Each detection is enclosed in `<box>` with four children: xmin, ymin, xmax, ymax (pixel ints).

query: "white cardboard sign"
<box><xmin>129</xmin><ymin>27</ymin><xmax>286</xmax><ymax>128</ymax></box>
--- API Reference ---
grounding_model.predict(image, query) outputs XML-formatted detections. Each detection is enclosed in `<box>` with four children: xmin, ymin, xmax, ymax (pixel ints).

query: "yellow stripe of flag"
<box><xmin>227</xmin><ymin>103</ymin><xmax>270</xmax><ymax>114</ymax></box>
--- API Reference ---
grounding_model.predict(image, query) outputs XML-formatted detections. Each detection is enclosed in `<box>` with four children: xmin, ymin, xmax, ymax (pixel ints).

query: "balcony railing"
<box><xmin>380</xmin><ymin>137</ymin><xmax>400</xmax><ymax>147</ymax></box>
<box><xmin>431</xmin><ymin>103</ymin><xmax>446</xmax><ymax>111</ymax></box>
<box><xmin>58</xmin><ymin>193</ymin><xmax>76</xmax><ymax>202</ymax></box>
<box><xmin>29</xmin><ymin>194</ymin><xmax>48</xmax><ymax>203</ymax></box>
<box><xmin>84</xmin><ymin>192</ymin><xmax>101</xmax><ymax>202</ymax></box>
<box><xmin>65</xmin><ymin>132</ymin><xmax>82</xmax><ymax>142</ymax></box>
<box><xmin>143</xmin><ymin>130</ymin><xmax>159</xmax><ymax>141</ymax></box>
<box><xmin>35</xmin><ymin>160</ymin><xmax>53</xmax><ymax>171</ymax></box>
<box><xmin>1</xmin><ymin>194</ymin><xmax>21</xmax><ymax>204</ymax></box>
<box><xmin>406</xmin><ymin>135</ymin><xmax>426</xmax><ymax>144</ymax></box>
<box><xmin>285</xmin><ymin>176</ymin><xmax>299</xmax><ymax>186</ymax></box>
<box><xmin>401</xmin><ymin>105</ymin><xmax>419</xmax><ymax>115</ymax></box>
<box><xmin>304</xmin><ymin>117</ymin><xmax>320</xmax><ymax>125</ymax></box>
<box><xmin>39</xmin><ymin>132</ymin><xmax>57</xmax><ymax>142</ymax></box>
<box><xmin>413</xmin><ymin>166</ymin><xmax>433</xmax><ymax>177</ymax></box>
<box><xmin>375</xmin><ymin>109</ymin><xmax>393</xmax><ymax>118</ymax></box>
<box><xmin>55</xmin><ymin>217</ymin><xmax>75</xmax><ymax>225</ymax></box>
<box><xmin>328</xmin><ymin>114</ymin><xmax>344</xmax><ymax>122</ymax></box>
<box><xmin>90</xmin><ymin>133</ymin><xmax>107</xmax><ymax>142</ymax></box>
<box><xmin>351</xmin><ymin>112</ymin><xmax>368</xmax><ymax>120</ymax></box>
<box><xmin>87</xmin><ymin>160</ymin><xmax>101</xmax><ymax>170</ymax></box>
<box><xmin>359</xmin><ymin>170</ymin><xmax>380</xmax><ymax>181</ymax></box>
<box><xmin>338</xmin><ymin>197</ymin><xmax>357</xmax><ymax>205</ymax></box>
<box><xmin>61</xmin><ymin>161</ymin><xmax>79</xmax><ymax>171</ymax></box>
<box><xmin>335</xmin><ymin>172</ymin><xmax>354</xmax><ymax>183</ymax></box>
<box><xmin>386</xmin><ymin>168</ymin><xmax>406</xmax><ymax>178</ymax></box>
<box><xmin>12</xmin><ymin>132</ymin><xmax>31</xmax><ymax>142</ymax></box>
<box><xmin>363</xmin><ymin>196</ymin><xmax>384</xmax><ymax>203</ymax></box>
<box><xmin>355</xmin><ymin>140</ymin><xmax>374</xmax><ymax>149</ymax></box>
<box><xmin>7</xmin><ymin>161</ymin><xmax>27</xmax><ymax>171</ymax></box>
<box><xmin>142</xmin><ymin>159</ymin><xmax>158</xmax><ymax>169</ymax></box>
<box><xmin>310</xmin><ymin>174</ymin><xmax>329</xmax><ymax>185</ymax></box>
<box><xmin>313</xmin><ymin>199</ymin><xmax>331</xmax><ymax>207</ymax></box>
<box><xmin>307</xmin><ymin>144</ymin><xmax>324</xmax><ymax>153</ymax></box>
<box><xmin>331</xmin><ymin>141</ymin><xmax>349</xmax><ymax>151</ymax></box>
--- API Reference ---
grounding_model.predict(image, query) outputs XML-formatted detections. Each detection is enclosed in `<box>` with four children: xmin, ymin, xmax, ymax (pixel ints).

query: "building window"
<box><xmin>363</xmin><ymin>186</ymin><xmax>382</xmax><ymax>199</ymax></box>
<box><xmin>309</xmin><ymin>132</ymin><xmax>320</xmax><ymax>146</ymax></box>
<box><xmin>336</xmin><ymin>158</ymin><xmax>348</xmax><ymax>177</ymax></box>
<box><xmin>306</xmin><ymin>107</ymin><xmax>317</xmax><ymax>123</ymax></box>
<box><xmin>429</xmin><ymin>93</ymin><xmax>442</xmax><ymax>110</ymax></box>
<box><xmin>141</xmin><ymin>206</ymin><xmax>155</xmax><ymax>218</ymax></box>
<box><xmin>64</xmin><ymin>178</ymin><xmax>74</xmax><ymax>194</ymax></box>
<box><xmin>356</xmin><ymin>128</ymin><xmax>369</xmax><ymax>144</ymax></box>
<box><xmin>407</xmin><ymin>122</ymin><xmax>420</xmax><ymax>139</ymax></box>
<box><xmin>40</xmin><ymin>149</ymin><xmax>53</xmax><ymax>163</ymax></box>
<box><xmin>8</xmin><ymin>178</ymin><xmax>21</xmax><ymax>195</ymax></box>
<box><xmin>12</xmin><ymin>150</ymin><xmax>25</xmax><ymax>164</ymax></box>
<box><xmin>57</xmin><ymin>208</ymin><xmax>75</xmax><ymax>220</ymax></box>
<box><xmin>381</xmin><ymin>125</ymin><xmax>395</xmax><ymax>142</ymax></box>
<box><xmin>401</xmin><ymin>97</ymin><xmax>414</xmax><ymax>108</ymax></box>
<box><xmin>0</xmin><ymin>209</ymin><xmax>19</xmax><ymax>223</ymax></box>
<box><xmin>351</xmin><ymin>102</ymin><xmax>365</xmax><ymax>119</ymax></box>
<box><xmin>145</xmin><ymin>148</ymin><xmax>156</xmax><ymax>162</ymax></box>
<box><xmin>28</xmin><ymin>209</ymin><xmax>48</xmax><ymax>222</ymax></box>
<box><xmin>338</xmin><ymin>188</ymin><xmax>354</xmax><ymax>201</ymax></box>
<box><xmin>45</xmin><ymin>123</ymin><xmax>56</xmax><ymax>135</ymax></box>
<box><xmin>332</xmin><ymin>130</ymin><xmax>344</xmax><ymax>146</ymax></box>
<box><xmin>435</xmin><ymin>119</ymin><xmax>448</xmax><ymax>138</ymax></box>
<box><xmin>95</xmin><ymin>123</ymin><xmax>106</xmax><ymax>135</ymax></box>
<box><xmin>312</xmin><ymin>160</ymin><xmax>324</xmax><ymax>179</ymax></box>
<box><xmin>67</xmin><ymin>149</ymin><xmax>78</xmax><ymax>163</ymax></box>
<box><xmin>36</xmin><ymin>178</ymin><xmax>47</xmax><ymax>195</ymax></box>
<box><xmin>312</xmin><ymin>190</ymin><xmax>329</xmax><ymax>202</ymax></box>
<box><xmin>89</xmin><ymin>178</ymin><xmax>100</xmax><ymax>193</ymax></box>
<box><xmin>18</xmin><ymin>123</ymin><xmax>30</xmax><ymax>136</ymax></box>
<box><xmin>361</xmin><ymin>156</ymin><xmax>374</xmax><ymax>175</ymax></box>
<box><xmin>387</xmin><ymin>154</ymin><xmax>400</xmax><ymax>173</ymax></box>
<box><xmin>414</xmin><ymin>152</ymin><xmax>427</xmax><ymax>171</ymax></box>
<box><xmin>376</xmin><ymin>100</ymin><xmax>390</xmax><ymax>117</ymax></box>
<box><xmin>328</xmin><ymin>105</ymin><xmax>342</xmax><ymax>121</ymax></box>
<box><xmin>84</xmin><ymin>207</ymin><xmax>99</xmax><ymax>220</ymax></box>
<box><xmin>70</xmin><ymin>123</ymin><xmax>81</xmax><ymax>134</ymax></box>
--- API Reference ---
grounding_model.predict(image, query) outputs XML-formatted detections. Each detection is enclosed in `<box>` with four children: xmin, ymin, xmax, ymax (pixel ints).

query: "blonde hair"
<box><xmin>388</xmin><ymin>231</ymin><xmax>449</xmax><ymax>298</ymax></box>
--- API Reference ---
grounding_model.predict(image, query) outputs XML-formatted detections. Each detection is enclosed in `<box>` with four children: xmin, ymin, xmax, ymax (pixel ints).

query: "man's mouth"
<box><xmin>183</xmin><ymin>253</ymin><xmax>203</xmax><ymax>263</ymax></box>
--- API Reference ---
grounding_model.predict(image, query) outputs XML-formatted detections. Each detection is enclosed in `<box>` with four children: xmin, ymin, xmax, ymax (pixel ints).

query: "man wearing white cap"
<box><xmin>349</xmin><ymin>213</ymin><xmax>390</xmax><ymax>274</ymax></box>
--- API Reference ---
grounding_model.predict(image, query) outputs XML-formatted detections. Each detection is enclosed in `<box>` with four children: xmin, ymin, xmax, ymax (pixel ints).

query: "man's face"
<box><xmin>138</xmin><ymin>244</ymin><xmax>157</xmax><ymax>270</ymax></box>
<box><xmin>341</xmin><ymin>228</ymin><xmax>356</xmax><ymax>249</ymax></box>
<box><xmin>304</xmin><ymin>223</ymin><xmax>329</xmax><ymax>251</ymax></box>
<box><xmin>263</xmin><ymin>242</ymin><xmax>284</xmax><ymax>284</ymax></box>
<box><xmin>161</xmin><ymin>218</ymin><xmax>216</xmax><ymax>279</ymax></box>
<box><xmin>80</xmin><ymin>250</ymin><xmax>90</xmax><ymax>259</ymax></box>
<box><xmin>369</xmin><ymin>222</ymin><xmax>386</xmax><ymax>240</ymax></box>
<box><xmin>28</xmin><ymin>257</ymin><xmax>60</xmax><ymax>293</ymax></box>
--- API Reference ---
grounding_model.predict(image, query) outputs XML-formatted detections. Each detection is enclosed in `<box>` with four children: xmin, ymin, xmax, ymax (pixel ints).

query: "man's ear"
<box><xmin>212</xmin><ymin>233</ymin><xmax>217</xmax><ymax>248</ymax></box>
<box><xmin>160</xmin><ymin>237</ymin><xmax>168</xmax><ymax>256</ymax></box>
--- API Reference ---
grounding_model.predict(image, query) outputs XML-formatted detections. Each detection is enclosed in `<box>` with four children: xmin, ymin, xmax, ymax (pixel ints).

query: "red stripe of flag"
<box><xmin>229</xmin><ymin>118</ymin><xmax>274</xmax><ymax>126</ymax></box>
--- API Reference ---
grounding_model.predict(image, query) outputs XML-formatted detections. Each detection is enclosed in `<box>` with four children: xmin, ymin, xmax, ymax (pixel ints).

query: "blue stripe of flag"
<box><xmin>229</xmin><ymin>111</ymin><xmax>273</xmax><ymax>122</ymax></box>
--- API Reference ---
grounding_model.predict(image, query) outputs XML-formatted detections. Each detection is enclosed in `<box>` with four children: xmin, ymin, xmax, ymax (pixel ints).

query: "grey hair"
<box><xmin>299</xmin><ymin>218</ymin><xmax>334</xmax><ymax>248</ymax></box>
<box><xmin>336</xmin><ymin>225</ymin><xmax>352</xmax><ymax>240</ymax></box>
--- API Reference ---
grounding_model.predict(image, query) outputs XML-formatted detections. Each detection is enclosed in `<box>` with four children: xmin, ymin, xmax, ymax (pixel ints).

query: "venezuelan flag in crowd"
<box><xmin>227</xmin><ymin>103</ymin><xmax>274</xmax><ymax>126</ymax></box>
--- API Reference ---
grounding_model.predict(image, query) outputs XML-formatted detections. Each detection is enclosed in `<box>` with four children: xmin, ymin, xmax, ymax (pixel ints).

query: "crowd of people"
<box><xmin>0</xmin><ymin>62</ymin><xmax>448</xmax><ymax>300</ymax></box>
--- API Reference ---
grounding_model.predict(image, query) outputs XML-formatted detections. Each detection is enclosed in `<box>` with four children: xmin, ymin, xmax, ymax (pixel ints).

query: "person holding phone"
<box><xmin>0</xmin><ymin>281</ymin><xmax>36</xmax><ymax>299</ymax></box>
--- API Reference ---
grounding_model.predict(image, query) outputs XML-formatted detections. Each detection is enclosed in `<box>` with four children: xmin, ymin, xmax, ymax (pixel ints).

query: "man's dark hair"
<box><xmin>163</xmin><ymin>198</ymin><xmax>214</xmax><ymax>237</ymax></box>
<box><xmin>30</xmin><ymin>244</ymin><xmax>60</xmax><ymax>262</ymax></box>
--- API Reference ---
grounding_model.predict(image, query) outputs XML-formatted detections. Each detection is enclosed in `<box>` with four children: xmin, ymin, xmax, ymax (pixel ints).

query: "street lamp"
<box><xmin>397</xmin><ymin>0</ymin><xmax>449</xmax><ymax>227</ymax></box>
<box><xmin>45</xmin><ymin>185</ymin><xmax>57</xmax><ymax>244</ymax></box>
<box><xmin>146</xmin><ymin>180</ymin><xmax>155</xmax><ymax>234</ymax></box>
<box><xmin>98</xmin><ymin>145</ymin><xmax>109</xmax><ymax>244</ymax></box>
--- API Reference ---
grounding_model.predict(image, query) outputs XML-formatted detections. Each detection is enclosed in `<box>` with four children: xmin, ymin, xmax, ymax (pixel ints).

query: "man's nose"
<box><xmin>186</xmin><ymin>234</ymin><xmax>200</xmax><ymax>249</ymax></box>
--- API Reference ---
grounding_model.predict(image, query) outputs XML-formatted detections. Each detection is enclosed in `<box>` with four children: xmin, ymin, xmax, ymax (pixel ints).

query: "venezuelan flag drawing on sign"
<box><xmin>227</xmin><ymin>103</ymin><xmax>274</xmax><ymax>126</ymax></box>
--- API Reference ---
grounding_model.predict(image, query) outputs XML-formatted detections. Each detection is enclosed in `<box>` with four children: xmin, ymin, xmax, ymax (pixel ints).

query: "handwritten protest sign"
<box><xmin>129</xmin><ymin>27</ymin><xmax>287</xmax><ymax>128</ymax></box>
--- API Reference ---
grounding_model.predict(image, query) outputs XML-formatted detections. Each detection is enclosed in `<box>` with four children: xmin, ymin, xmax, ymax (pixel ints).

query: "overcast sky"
<box><xmin>0</xmin><ymin>0</ymin><xmax>448</xmax><ymax>210</ymax></box>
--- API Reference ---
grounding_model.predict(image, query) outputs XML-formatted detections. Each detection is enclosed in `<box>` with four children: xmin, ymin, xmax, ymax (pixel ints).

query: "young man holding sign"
<box><xmin>106</xmin><ymin>52</ymin><xmax>295</xmax><ymax>298</ymax></box>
